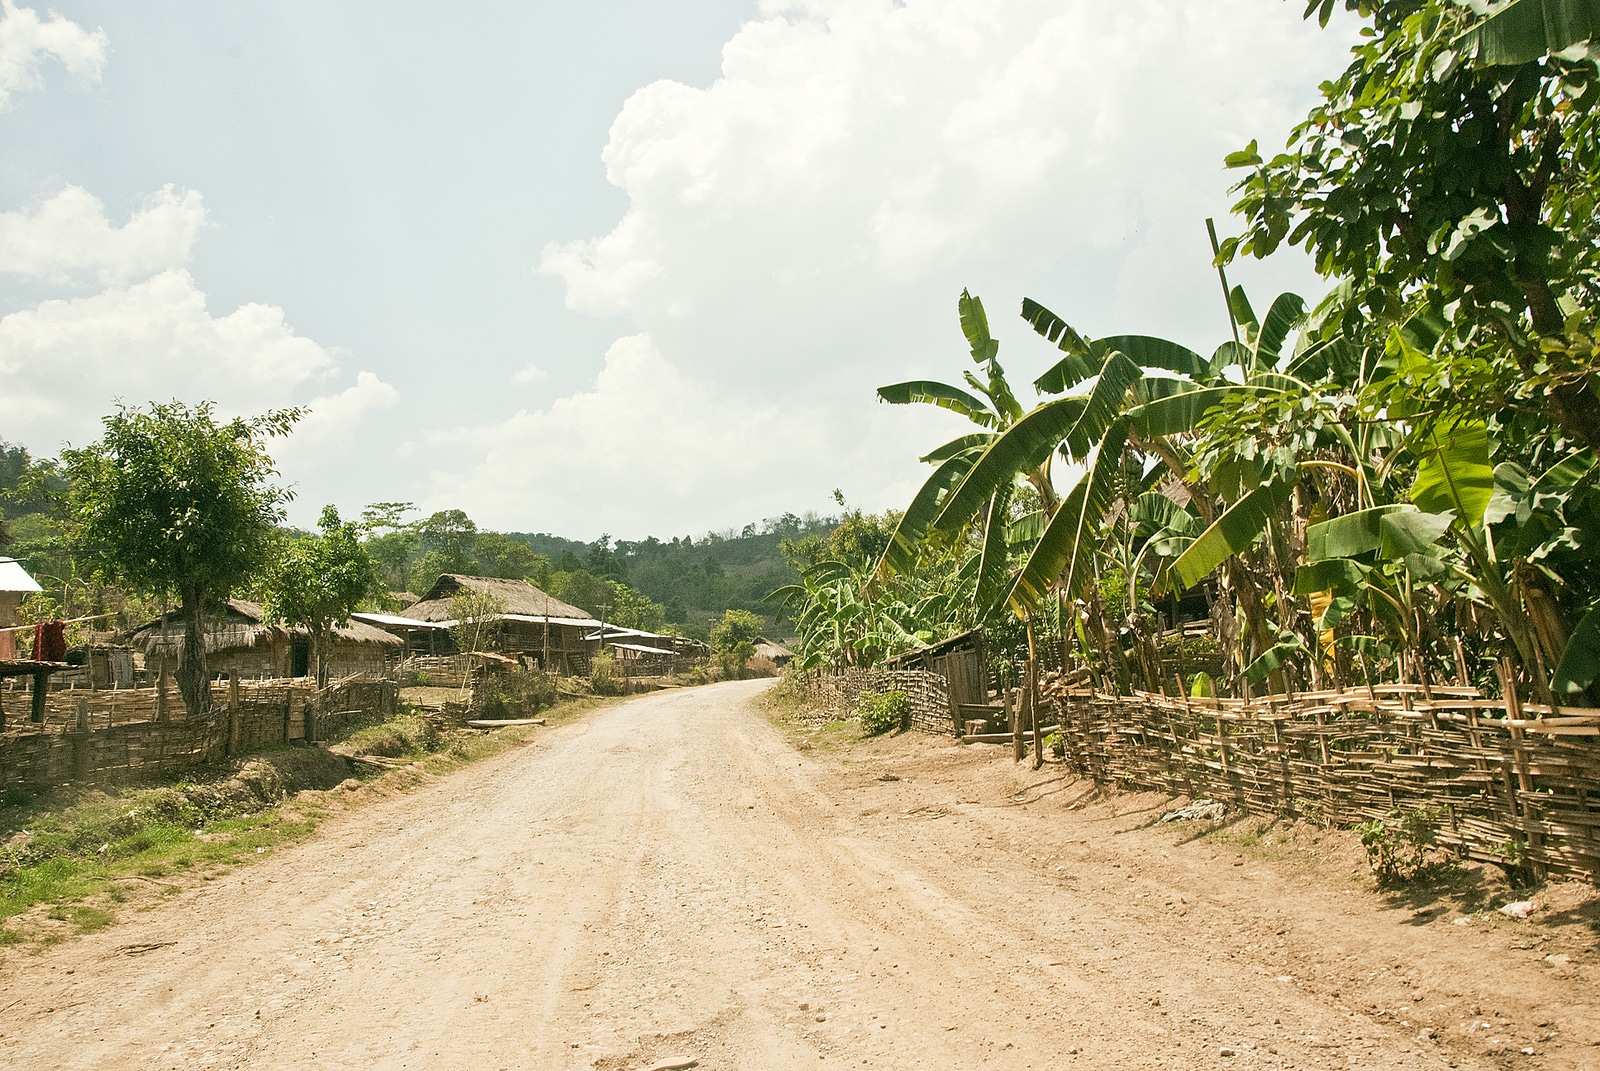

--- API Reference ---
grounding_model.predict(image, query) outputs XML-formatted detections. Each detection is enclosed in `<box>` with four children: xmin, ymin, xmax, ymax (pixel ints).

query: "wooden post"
<box><xmin>72</xmin><ymin>697</ymin><xmax>91</xmax><ymax>782</ymax></box>
<box><xmin>1495</xmin><ymin>656</ymin><xmax>1545</xmax><ymax>877</ymax></box>
<box><xmin>1007</xmin><ymin>686</ymin><xmax>1023</xmax><ymax>761</ymax></box>
<box><xmin>30</xmin><ymin>668</ymin><xmax>47</xmax><ymax>723</ymax></box>
<box><xmin>1452</xmin><ymin>636</ymin><xmax>1471</xmax><ymax>688</ymax></box>
<box><xmin>1026</xmin><ymin>618</ymin><xmax>1043</xmax><ymax>770</ymax></box>
<box><xmin>155</xmin><ymin>660</ymin><xmax>170</xmax><ymax>722</ymax></box>
<box><xmin>1029</xmin><ymin>668</ymin><xmax>1043</xmax><ymax>770</ymax></box>
<box><xmin>227</xmin><ymin>675</ymin><xmax>242</xmax><ymax>756</ymax></box>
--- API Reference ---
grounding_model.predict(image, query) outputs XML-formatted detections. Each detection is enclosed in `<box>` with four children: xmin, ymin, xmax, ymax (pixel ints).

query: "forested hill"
<box><xmin>510</xmin><ymin>512</ymin><xmax>837</xmax><ymax>634</ymax></box>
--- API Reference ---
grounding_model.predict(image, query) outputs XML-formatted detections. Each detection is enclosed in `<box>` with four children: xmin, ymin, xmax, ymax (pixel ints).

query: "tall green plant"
<box><xmin>60</xmin><ymin>402</ymin><xmax>299</xmax><ymax>717</ymax></box>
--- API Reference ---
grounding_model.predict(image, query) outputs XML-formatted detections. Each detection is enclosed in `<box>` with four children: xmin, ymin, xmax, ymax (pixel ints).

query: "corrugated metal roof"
<box><xmin>501</xmin><ymin>613</ymin><xmax>602</xmax><ymax>629</ymax></box>
<box><xmin>608</xmin><ymin>642</ymin><xmax>676</xmax><ymax>656</ymax></box>
<box><xmin>0</xmin><ymin>557</ymin><xmax>43</xmax><ymax>594</ymax></box>
<box><xmin>582</xmin><ymin>626</ymin><xmax>668</xmax><ymax>641</ymax></box>
<box><xmin>351</xmin><ymin>611</ymin><xmax>454</xmax><ymax>630</ymax></box>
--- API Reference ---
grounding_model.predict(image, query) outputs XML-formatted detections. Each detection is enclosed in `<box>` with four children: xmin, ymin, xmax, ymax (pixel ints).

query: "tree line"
<box><xmin>2</xmin><ymin>405</ymin><xmax>832</xmax><ymax>716</ymax></box>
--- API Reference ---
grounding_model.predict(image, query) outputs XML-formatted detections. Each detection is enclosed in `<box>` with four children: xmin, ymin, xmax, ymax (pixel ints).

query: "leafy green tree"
<box><xmin>366</xmin><ymin>528</ymin><xmax>421</xmax><ymax>592</ymax></box>
<box><xmin>1226</xmin><ymin>0</ymin><xmax>1600</xmax><ymax>446</ymax></box>
<box><xmin>710</xmin><ymin>608</ymin><xmax>764</xmax><ymax>675</ymax></box>
<box><xmin>449</xmin><ymin>586</ymin><xmax>507</xmax><ymax>656</ymax></box>
<box><xmin>60</xmin><ymin>402</ymin><xmax>299</xmax><ymax>717</ymax></box>
<box><xmin>263</xmin><ymin>506</ymin><xmax>378</xmax><ymax>687</ymax></box>
<box><xmin>474</xmin><ymin>531</ymin><xmax>550</xmax><ymax>582</ymax></box>
<box><xmin>417</xmin><ymin>509</ymin><xmax>478</xmax><ymax>573</ymax></box>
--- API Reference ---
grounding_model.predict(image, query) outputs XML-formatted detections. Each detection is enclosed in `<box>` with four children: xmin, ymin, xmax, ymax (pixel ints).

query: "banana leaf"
<box><xmin>877</xmin><ymin>380</ymin><xmax>997</xmax><ymax>428</ymax></box>
<box><xmin>930</xmin><ymin>396</ymin><xmax>1089</xmax><ymax>534</ymax></box>
<box><xmin>877</xmin><ymin>446</ymin><xmax>984</xmax><ymax>576</ymax></box>
<box><xmin>1020</xmin><ymin>297</ymin><xmax>1092</xmax><ymax>354</ymax></box>
<box><xmin>1130</xmin><ymin>491</ymin><xmax>1199</xmax><ymax>537</ymax></box>
<box><xmin>959</xmin><ymin>289</ymin><xmax>1000</xmax><ymax>365</ymax></box>
<box><xmin>974</xmin><ymin>484</ymin><xmax>1015</xmax><ymax>615</ymax></box>
<box><xmin>1456</xmin><ymin>0</ymin><xmax>1600</xmax><ymax>66</ymax></box>
<box><xmin>1126</xmin><ymin>385</ymin><xmax>1274</xmax><ymax>438</ymax></box>
<box><xmin>1169</xmin><ymin>478</ymin><xmax>1296</xmax><ymax>590</ymax></box>
<box><xmin>1007</xmin><ymin>418</ymin><xmax>1131</xmax><ymax>614</ymax></box>
<box><xmin>1244</xmin><ymin>637</ymin><xmax>1304</xmax><ymax>684</ymax></box>
<box><xmin>1306</xmin><ymin>504</ymin><xmax>1414</xmax><ymax>561</ymax></box>
<box><xmin>1411</xmin><ymin>419</ymin><xmax>1494</xmax><ymax>528</ymax></box>
<box><xmin>1292</xmin><ymin>558</ymin><xmax>1365</xmax><ymax>597</ymax></box>
<box><xmin>921</xmin><ymin>432</ymin><xmax>994</xmax><ymax>463</ymax></box>
<box><xmin>1255</xmin><ymin>293</ymin><xmax>1307</xmax><ymax>366</ymax></box>
<box><xmin>1553</xmin><ymin>605</ymin><xmax>1600</xmax><ymax>697</ymax></box>
<box><xmin>1097</xmin><ymin>335</ymin><xmax>1210</xmax><ymax>381</ymax></box>
<box><xmin>1061</xmin><ymin>351</ymin><xmax>1142</xmax><ymax>461</ymax></box>
<box><xmin>1379</xmin><ymin>509</ymin><xmax>1456</xmax><ymax>558</ymax></box>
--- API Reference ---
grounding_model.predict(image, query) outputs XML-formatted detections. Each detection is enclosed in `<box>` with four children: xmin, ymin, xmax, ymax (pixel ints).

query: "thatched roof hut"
<box><xmin>400</xmin><ymin>574</ymin><xmax>592</xmax><ymax>622</ymax></box>
<box><xmin>394</xmin><ymin>575</ymin><xmax>601</xmax><ymax>671</ymax></box>
<box><xmin>128</xmin><ymin>599</ymin><xmax>401</xmax><ymax>680</ymax></box>
<box><xmin>752</xmin><ymin>637</ymin><xmax>795</xmax><ymax>665</ymax></box>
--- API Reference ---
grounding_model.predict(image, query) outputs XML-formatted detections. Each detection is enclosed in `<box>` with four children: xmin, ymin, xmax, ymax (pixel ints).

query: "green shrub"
<box><xmin>345</xmin><ymin>715</ymin><xmax>441</xmax><ymax>758</ymax></box>
<box><xmin>590</xmin><ymin>652</ymin><xmax>622</xmax><ymax>696</ymax></box>
<box><xmin>857</xmin><ymin>689</ymin><xmax>908</xmax><ymax>735</ymax></box>
<box><xmin>1355</xmin><ymin>806</ymin><xmax>1444</xmax><ymax>885</ymax></box>
<box><xmin>477</xmin><ymin>670</ymin><xmax>559</xmax><ymax>718</ymax></box>
<box><xmin>1043</xmin><ymin>730</ymin><xmax>1066</xmax><ymax>759</ymax></box>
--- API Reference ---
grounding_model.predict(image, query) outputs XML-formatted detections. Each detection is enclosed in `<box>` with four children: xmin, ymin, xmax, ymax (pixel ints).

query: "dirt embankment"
<box><xmin>1</xmin><ymin>680</ymin><xmax>1595</xmax><ymax>1070</ymax></box>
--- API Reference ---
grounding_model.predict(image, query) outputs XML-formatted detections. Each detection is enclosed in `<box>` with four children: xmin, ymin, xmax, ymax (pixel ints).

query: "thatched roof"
<box><xmin>401</xmin><ymin>575</ymin><xmax>590</xmax><ymax>623</ymax></box>
<box><xmin>128</xmin><ymin>599</ymin><xmax>403</xmax><ymax>655</ymax></box>
<box><xmin>753</xmin><ymin>637</ymin><xmax>795</xmax><ymax>661</ymax></box>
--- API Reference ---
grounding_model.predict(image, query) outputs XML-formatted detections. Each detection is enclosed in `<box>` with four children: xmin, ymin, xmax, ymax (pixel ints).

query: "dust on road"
<box><xmin>2</xmin><ymin>679</ymin><xmax>1595</xmax><ymax>1069</ymax></box>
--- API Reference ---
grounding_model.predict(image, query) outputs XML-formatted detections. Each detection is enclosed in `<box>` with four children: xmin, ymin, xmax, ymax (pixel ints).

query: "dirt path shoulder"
<box><xmin>1</xmin><ymin>680</ymin><xmax>1594</xmax><ymax>1070</ymax></box>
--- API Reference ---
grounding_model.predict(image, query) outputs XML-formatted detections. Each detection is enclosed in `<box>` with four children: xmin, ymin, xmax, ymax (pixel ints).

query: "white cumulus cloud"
<box><xmin>0</xmin><ymin>267</ymin><xmax>377</xmax><ymax>450</ymax></box>
<box><xmin>0</xmin><ymin>0</ymin><xmax>106</xmax><ymax>109</ymax></box>
<box><xmin>514</xmin><ymin>0</ymin><xmax>1356</xmax><ymax>528</ymax></box>
<box><xmin>0</xmin><ymin>184</ymin><xmax>207</xmax><ymax>286</ymax></box>
<box><xmin>431</xmin><ymin>334</ymin><xmax>829</xmax><ymax>533</ymax></box>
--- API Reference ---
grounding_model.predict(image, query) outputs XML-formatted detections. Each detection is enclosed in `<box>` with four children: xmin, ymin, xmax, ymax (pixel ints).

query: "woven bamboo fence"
<box><xmin>1044</xmin><ymin>682</ymin><xmax>1600</xmax><ymax>881</ymax></box>
<box><xmin>804</xmin><ymin>668</ymin><xmax>952</xmax><ymax>734</ymax></box>
<box><xmin>0</xmin><ymin>675</ymin><xmax>396</xmax><ymax>791</ymax></box>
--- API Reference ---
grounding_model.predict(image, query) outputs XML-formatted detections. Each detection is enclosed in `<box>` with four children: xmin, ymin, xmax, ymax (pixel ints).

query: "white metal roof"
<box><xmin>351</xmin><ymin>611</ymin><xmax>454</xmax><ymax>630</ymax></box>
<box><xmin>608</xmin><ymin>642</ymin><xmax>676</xmax><ymax>656</ymax></box>
<box><xmin>501</xmin><ymin>613</ymin><xmax>603</xmax><ymax>629</ymax></box>
<box><xmin>0</xmin><ymin>558</ymin><xmax>42</xmax><ymax>594</ymax></box>
<box><xmin>582</xmin><ymin>625</ymin><xmax>668</xmax><ymax>641</ymax></box>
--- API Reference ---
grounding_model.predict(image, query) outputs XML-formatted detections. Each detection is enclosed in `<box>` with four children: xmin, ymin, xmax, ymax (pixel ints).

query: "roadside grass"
<box><xmin>0</xmin><ymin>692</ymin><xmax>615</xmax><ymax>951</ymax></box>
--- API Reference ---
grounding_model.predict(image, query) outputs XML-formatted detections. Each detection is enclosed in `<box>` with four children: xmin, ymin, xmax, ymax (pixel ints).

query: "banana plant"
<box><xmin>876</xmin><ymin>290</ymin><xmax>1060</xmax><ymax>617</ymax></box>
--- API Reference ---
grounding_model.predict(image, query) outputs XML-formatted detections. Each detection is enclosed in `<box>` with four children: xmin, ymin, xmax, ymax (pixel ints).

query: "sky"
<box><xmin>0</xmin><ymin>0</ymin><xmax>1359</xmax><ymax>540</ymax></box>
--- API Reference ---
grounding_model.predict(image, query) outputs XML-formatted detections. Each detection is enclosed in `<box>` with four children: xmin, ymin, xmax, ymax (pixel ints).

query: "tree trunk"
<box><xmin>314</xmin><ymin>625</ymin><xmax>330</xmax><ymax>689</ymax></box>
<box><xmin>176</xmin><ymin>584</ymin><xmax>211</xmax><ymax>720</ymax></box>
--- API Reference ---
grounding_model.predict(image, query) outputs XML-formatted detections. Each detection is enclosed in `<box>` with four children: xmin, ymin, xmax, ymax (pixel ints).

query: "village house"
<box><xmin>751</xmin><ymin>636</ymin><xmax>795</xmax><ymax>667</ymax></box>
<box><xmin>0</xmin><ymin>556</ymin><xmax>42</xmax><ymax>663</ymax></box>
<box><xmin>382</xmin><ymin>574</ymin><xmax>602</xmax><ymax>674</ymax></box>
<box><xmin>128</xmin><ymin>599</ymin><xmax>403</xmax><ymax>681</ymax></box>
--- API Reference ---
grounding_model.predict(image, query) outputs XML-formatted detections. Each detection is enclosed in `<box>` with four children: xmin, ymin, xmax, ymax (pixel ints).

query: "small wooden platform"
<box><xmin>0</xmin><ymin>660</ymin><xmax>70</xmax><ymax>730</ymax></box>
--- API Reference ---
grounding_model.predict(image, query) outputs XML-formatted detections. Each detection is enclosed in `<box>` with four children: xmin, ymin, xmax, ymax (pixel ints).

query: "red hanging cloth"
<box><xmin>34</xmin><ymin>620</ymin><xmax>67</xmax><ymax>662</ymax></box>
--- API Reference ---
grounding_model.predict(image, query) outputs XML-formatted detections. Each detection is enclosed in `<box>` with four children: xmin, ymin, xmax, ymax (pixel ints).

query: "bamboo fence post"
<box><xmin>227</xmin><ymin>675</ymin><xmax>242</xmax><ymax>756</ymax></box>
<box><xmin>1495</xmin><ymin>657</ymin><xmax>1545</xmax><ymax>876</ymax></box>
<box><xmin>1452</xmin><ymin>636</ymin><xmax>1471</xmax><ymax>688</ymax></box>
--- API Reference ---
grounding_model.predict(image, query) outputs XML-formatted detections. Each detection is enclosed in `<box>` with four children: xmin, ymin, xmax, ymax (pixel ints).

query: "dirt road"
<box><xmin>2</xmin><ymin>680</ymin><xmax>1596</xmax><ymax>1069</ymax></box>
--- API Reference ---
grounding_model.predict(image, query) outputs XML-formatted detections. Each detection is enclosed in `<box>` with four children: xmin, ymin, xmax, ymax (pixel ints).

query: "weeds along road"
<box><xmin>1</xmin><ymin>680</ymin><xmax>1590</xmax><ymax>1069</ymax></box>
